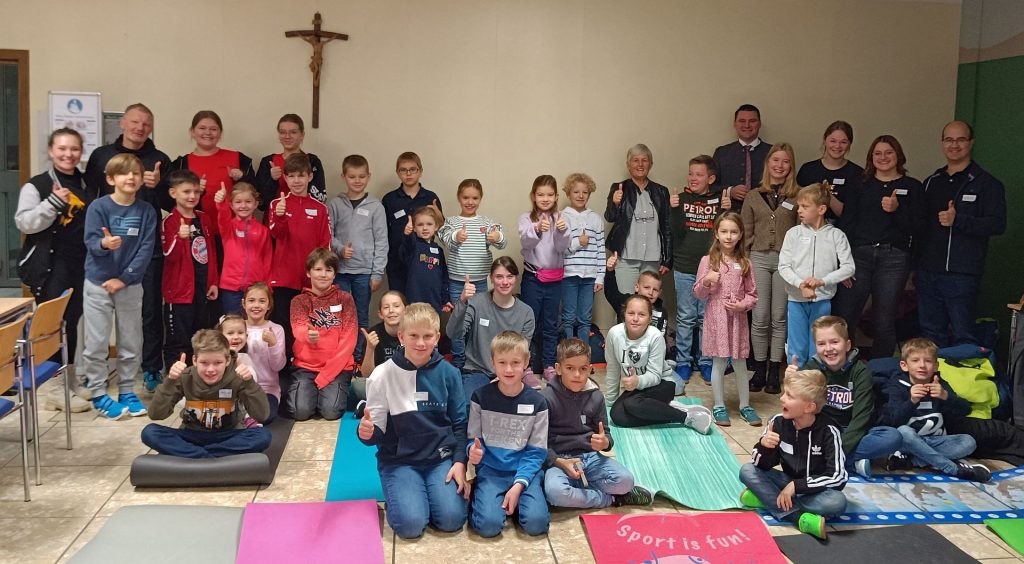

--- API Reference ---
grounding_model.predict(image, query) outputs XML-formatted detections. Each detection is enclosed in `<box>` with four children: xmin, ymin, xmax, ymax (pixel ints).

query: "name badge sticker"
<box><xmin>479</xmin><ymin>318</ymin><xmax>490</xmax><ymax>327</ymax></box>
<box><xmin>732</xmin><ymin>262</ymin><xmax>741</xmax><ymax>270</ymax></box>
<box><xmin>356</xmin><ymin>208</ymin><xmax>370</xmax><ymax>217</ymax></box>
<box><xmin>219</xmin><ymin>389</ymin><xmax>233</xmax><ymax>399</ymax></box>
<box><xmin>895</xmin><ymin>189</ymin><xmax>909</xmax><ymax>196</ymax></box>
<box><xmin>781</xmin><ymin>201</ymin><xmax>795</xmax><ymax>210</ymax></box>
<box><xmin>430</xmin><ymin>247</ymin><xmax>439</xmax><ymax>254</ymax></box>
<box><xmin>780</xmin><ymin>441</ymin><xmax>794</xmax><ymax>454</ymax></box>
<box><xmin>235</xmin><ymin>229</ymin><xmax>245</xmax><ymax>238</ymax></box>
<box><xmin>393</xmin><ymin>209</ymin><xmax>406</xmax><ymax>219</ymax></box>
<box><xmin>962</xmin><ymin>194</ymin><xmax>977</xmax><ymax>202</ymax></box>
<box><xmin>707</xmin><ymin>198</ymin><xmax>720</xmax><ymax>205</ymax></box>
<box><xmin>329</xmin><ymin>304</ymin><xmax>342</xmax><ymax>313</ymax></box>
<box><xmin>414</xmin><ymin>391</ymin><xmax>429</xmax><ymax>402</ymax></box>
<box><xmin>918</xmin><ymin>401</ymin><xmax>933</xmax><ymax>410</ymax></box>
<box><xmin>517</xmin><ymin>404</ymin><xmax>535</xmax><ymax>415</ymax></box>
<box><xmin>305</xmin><ymin>208</ymin><xmax>318</xmax><ymax>216</ymax></box>
<box><xmin>580</xmin><ymin>414</ymin><xmax>587</xmax><ymax>425</ymax></box>
<box><xmin>126</xmin><ymin>227</ymin><xmax>140</xmax><ymax>236</ymax></box>
<box><xmin>800</xmin><ymin>237</ymin><xmax>811</xmax><ymax>244</ymax></box>
<box><xmin>833</xmin><ymin>178</ymin><xmax>846</xmax><ymax>185</ymax></box>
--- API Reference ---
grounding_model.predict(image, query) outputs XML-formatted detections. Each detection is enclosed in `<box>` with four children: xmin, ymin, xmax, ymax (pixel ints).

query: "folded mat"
<box><xmin>581</xmin><ymin>511</ymin><xmax>785</xmax><ymax>563</ymax></box>
<box><xmin>326</xmin><ymin>413</ymin><xmax>384</xmax><ymax>501</ymax></box>
<box><xmin>607</xmin><ymin>397</ymin><xmax>744</xmax><ymax>510</ymax></box>
<box><xmin>774</xmin><ymin>523</ymin><xmax>977</xmax><ymax>564</ymax></box>
<box><xmin>236</xmin><ymin>500</ymin><xmax>384</xmax><ymax>564</ymax></box>
<box><xmin>69</xmin><ymin>505</ymin><xmax>243</xmax><ymax>564</ymax></box>
<box><xmin>130</xmin><ymin>417</ymin><xmax>294</xmax><ymax>487</ymax></box>
<box><xmin>985</xmin><ymin>518</ymin><xmax>1024</xmax><ymax>556</ymax></box>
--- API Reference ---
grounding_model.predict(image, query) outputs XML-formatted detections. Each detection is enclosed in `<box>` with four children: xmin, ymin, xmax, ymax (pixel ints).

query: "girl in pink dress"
<box><xmin>694</xmin><ymin>211</ymin><xmax>759</xmax><ymax>427</ymax></box>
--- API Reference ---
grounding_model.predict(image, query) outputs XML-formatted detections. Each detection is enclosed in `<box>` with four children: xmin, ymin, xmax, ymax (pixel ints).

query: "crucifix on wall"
<box><xmin>285</xmin><ymin>12</ymin><xmax>348</xmax><ymax>128</ymax></box>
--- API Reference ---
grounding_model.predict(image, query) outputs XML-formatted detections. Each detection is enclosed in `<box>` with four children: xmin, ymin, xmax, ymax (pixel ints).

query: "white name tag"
<box><xmin>305</xmin><ymin>208</ymin><xmax>318</xmax><ymax>216</ymax></box>
<box><xmin>781</xmin><ymin>201</ymin><xmax>794</xmax><ymax>210</ymax></box>
<box><xmin>356</xmin><ymin>208</ymin><xmax>370</xmax><ymax>217</ymax></box>
<box><xmin>919</xmin><ymin>401</ymin><xmax>933</xmax><ymax>409</ymax></box>
<box><xmin>800</xmin><ymin>237</ymin><xmax>811</xmax><ymax>244</ymax></box>
<box><xmin>127</xmin><ymin>227</ymin><xmax>140</xmax><ymax>236</ymax></box>
<box><xmin>580</xmin><ymin>414</ymin><xmax>587</xmax><ymax>424</ymax></box>
<box><xmin>393</xmin><ymin>209</ymin><xmax>406</xmax><ymax>219</ymax></box>
<box><xmin>962</xmin><ymin>194</ymin><xmax>977</xmax><ymax>202</ymax></box>
<box><xmin>733</xmin><ymin>263</ymin><xmax>741</xmax><ymax>269</ymax></box>
<box><xmin>895</xmin><ymin>189</ymin><xmax>909</xmax><ymax>196</ymax></box>
<box><xmin>235</xmin><ymin>229</ymin><xmax>245</xmax><ymax>238</ymax></box>
<box><xmin>414</xmin><ymin>391</ymin><xmax>429</xmax><ymax>402</ymax></box>
<box><xmin>780</xmin><ymin>441</ymin><xmax>794</xmax><ymax>454</ymax></box>
<box><xmin>707</xmin><ymin>198</ymin><xmax>720</xmax><ymax>205</ymax></box>
<box><xmin>833</xmin><ymin>178</ymin><xmax>846</xmax><ymax>186</ymax></box>
<box><xmin>430</xmin><ymin>247</ymin><xmax>439</xmax><ymax>254</ymax></box>
<box><xmin>479</xmin><ymin>318</ymin><xmax>490</xmax><ymax>327</ymax></box>
<box><xmin>329</xmin><ymin>304</ymin><xmax>342</xmax><ymax>312</ymax></box>
<box><xmin>517</xmin><ymin>404</ymin><xmax>534</xmax><ymax>415</ymax></box>
<box><xmin>219</xmin><ymin>389</ymin><xmax>232</xmax><ymax>399</ymax></box>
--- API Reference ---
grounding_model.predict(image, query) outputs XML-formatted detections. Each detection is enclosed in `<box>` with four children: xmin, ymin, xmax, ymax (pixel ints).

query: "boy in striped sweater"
<box><xmin>467</xmin><ymin>331</ymin><xmax>550</xmax><ymax>538</ymax></box>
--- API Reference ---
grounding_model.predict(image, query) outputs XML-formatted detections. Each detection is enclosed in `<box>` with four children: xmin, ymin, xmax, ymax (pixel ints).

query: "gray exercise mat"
<box><xmin>69</xmin><ymin>505</ymin><xmax>243</xmax><ymax>564</ymax></box>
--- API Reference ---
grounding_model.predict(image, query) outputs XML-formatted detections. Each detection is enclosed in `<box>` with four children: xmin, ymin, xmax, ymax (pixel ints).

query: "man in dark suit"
<box><xmin>712</xmin><ymin>104</ymin><xmax>770</xmax><ymax>211</ymax></box>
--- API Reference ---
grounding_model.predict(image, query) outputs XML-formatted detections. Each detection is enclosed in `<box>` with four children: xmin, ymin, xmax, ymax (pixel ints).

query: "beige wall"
<box><xmin>2</xmin><ymin>0</ymin><xmax>960</xmax><ymax>328</ymax></box>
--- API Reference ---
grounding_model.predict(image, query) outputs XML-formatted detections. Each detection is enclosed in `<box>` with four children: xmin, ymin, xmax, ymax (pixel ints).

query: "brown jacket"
<box><xmin>740</xmin><ymin>189</ymin><xmax>798</xmax><ymax>252</ymax></box>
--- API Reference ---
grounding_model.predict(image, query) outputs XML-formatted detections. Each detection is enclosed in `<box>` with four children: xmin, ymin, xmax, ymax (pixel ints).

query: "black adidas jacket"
<box><xmin>751</xmin><ymin>414</ymin><xmax>848</xmax><ymax>494</ymax></box>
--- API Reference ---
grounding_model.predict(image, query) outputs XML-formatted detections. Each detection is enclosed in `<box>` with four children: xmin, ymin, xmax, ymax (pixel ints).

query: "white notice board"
<box><xmin>49</xmin><ymin>91</ymin><xmax>102</xmax><ymax>161</ymax></box>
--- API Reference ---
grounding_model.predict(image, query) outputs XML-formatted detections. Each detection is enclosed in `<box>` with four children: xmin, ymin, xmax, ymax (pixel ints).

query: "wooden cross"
<box><xmin>285</xmin><ymin>12</ymin><xmax>348</xmax><ymax>128</ymax></box>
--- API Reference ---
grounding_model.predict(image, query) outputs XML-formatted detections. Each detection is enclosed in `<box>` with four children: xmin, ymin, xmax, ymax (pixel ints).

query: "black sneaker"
<box><xmin>613</xmin><ymin>485</ymin><xmax>654</xmax><ymax>507</ymax></box>
<box><xmin>886</xmin><ymin>452</ymin><xmax>914</xmax><ymax>471</ymax></box>
<box><xmin>353</xmin><ymin>400</ymin><xmax>366</xmax><ymax>420</ymax></box>
<box><xmin>955</xmin><ymin>460</ymin><xmax>992</xmax><ymax>482</ymax></box>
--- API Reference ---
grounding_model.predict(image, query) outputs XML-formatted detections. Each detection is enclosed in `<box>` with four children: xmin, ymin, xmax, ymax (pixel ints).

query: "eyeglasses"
<box><xmin>398</xmin><ymin>167</ymin><xmax>420</xmax><ymax>175</ymax></box>
<box><xmin>942</xmin><ymin>137</ymin><xmax>971</xmax><ymax>145</ymax></box>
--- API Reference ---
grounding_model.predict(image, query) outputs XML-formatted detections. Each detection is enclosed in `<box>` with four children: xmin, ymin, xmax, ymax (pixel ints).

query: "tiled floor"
<box><xmin>1</xmin><ymin>371</ymin><xmax>1022</xmax><ymax>563</ymax></box>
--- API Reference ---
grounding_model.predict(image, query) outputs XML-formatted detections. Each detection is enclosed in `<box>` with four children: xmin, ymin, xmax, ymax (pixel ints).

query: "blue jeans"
<box><xmin>544</xmin><ymin>452</ymin><xmax>634</xmax><ymax>508</ymax></box>
<box><xmin>220</xmin><ymin>289</ymin><xmax>244</xmax><ymax>315</ymax></box>
<box><xmin>916</xmin><ymin>270</ymin><xmax>981</xmax><ymax>348</ymax></box>
<box><xmin>462</xmin><ymin>371</ymin><xmax>492</xmax><ymax>405</ymax></box>
<box><xmin>471</xmin><ymin>466</ymin><xmax>549</xmax><ymax>537</ymax></box>
<box><xmin>831</xmin><ymin>245</ymin><xmax>911</xmax><ymax>359</ymax></box>
<box><xmin>673</xmin><ymin>271</ymin><xmax>710</xmax><ymax>370</ymax></box>
<box><xmin>786</xmin><ymin>300</ymin><xmax>831</xmax><ymax>367</ymax></box>
<box><xmin>448</xmin><ymin>277</ymin><xmax>487</xmax><ymax>368</ymax></box>
<box><xmin>897</xmin><ymin>426</ymin><xmax>976</xmax><ymax>476</ymax></box>
<box><xmin>561</xmin><ymin>276</ymin><xmax>596</xmax><ymax>342</ymax></box>
<box><xmin>141</xmin><ymin>424</ymin><xmax>271</xmax><ymax>459</ymax></box>
<box><xmin>379</xmin><ymin>459</ymin><xmax>468</xmax><ymax>539</ymax></box>
<box><xmin>739</xmin><ymin>463</ymin><xmax>847</xmax><ymax>521</ymax></box>
<box><xmin>520</xmin><ymin>271</ymin><xmax>562</xmax><ymax>371</ymax></box>
<box><xmin>848</xmin><ymin>426</ymin><xmax>902</xmax><ymax>467</ymax></box>
<box><xmin>335</xmin><ymin>273</ymin><xmax>371</xmax><ymax>363</ymax></box>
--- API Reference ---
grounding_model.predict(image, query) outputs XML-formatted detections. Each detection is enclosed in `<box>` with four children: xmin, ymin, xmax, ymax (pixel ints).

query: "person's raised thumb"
<box><xmin>179</xmin><ymin>353</ymin><xmax>186</xmax><ymax>363</ymax></box>
<box><xmin>360</xmin><ymin>327</ymin><xmax>371</xmax><ymax>338</ymax></box>
<box><xmin>671</xmin><ymin>186</ymin><xmax>679</xmax><ymax>195</ymax></box>
<box><xmin>101</xmin><ymin>227</ymin><xmax>112</xmax><ymax>238</ymax></box>
<box><xmin>346</xmin><ymin>241</ymin><xmax>353</xmax><ymax>249</ymax></box>
<box><xmin>473</xmin><ymin>437</ymin><xmax>482</xmax><ymax>449</ymax></box>
<box><xmin>617</xmin><ymin>183</ymin><xmax>623</xmax><ymax>192</ymax></box>
<box><xmin>947</xmin><ymin>200</ymin><xmax>955</xmax><ymax>211</ymax></box>
<box><xmin>154</xmin><ymin>161</ymin><xmax>161</xmax><ymax>172</ymax></box>
<box><xmin>180</xmin><ymin>217</ymin><xmax>186</xmax><ymax>226</ymax></box>
<box><xmin>465</xmin><ymin>274</ymin><xmax>471</xmax><ymax>284</ymax></box>
<box><xmin>363</xmin><ymin>406</ymin><xmax>373</xmax><ymax>421</ymax></box>
<box><xmin>791</xmin><ymin>354</ymin><xmax>799</xmax><ymax>366</ymax></box>
<box><xmin>889</xmin><ymin>189</ymin><xmax>898</xmax><ymax>199</ymax></box>
<box><xmin>612</xmin><ymin>251</ymin><xmax>619</xmax><ymax>260</ymax></box>
<box><xmin>932</xmin><ymin>375</ymin><xmax>939</xmax><ymax>383</ymax></box>
<box><xmin>598</xmin><ymin>421</ymin><xmax>605</xmax><ymax>436</ymax></box>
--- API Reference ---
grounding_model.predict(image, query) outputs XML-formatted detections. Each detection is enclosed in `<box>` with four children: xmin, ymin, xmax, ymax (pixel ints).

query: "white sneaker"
<box><xmin>673</xmin><ymin>403</ymin><xmax>713</xmax><ymax>435</ymax></box>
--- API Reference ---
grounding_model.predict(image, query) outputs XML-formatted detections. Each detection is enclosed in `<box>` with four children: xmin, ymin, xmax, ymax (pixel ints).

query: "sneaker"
<box><xmin>243</xmin><ymin>416</ymin><xmax>263</xmax><ymax>429</ymax></box>
<box><xmin>854</xmin><ymin>458</ymin><xmax>872</xmax><ymax>479</ymax></box>
<box><xmin>92</xmin><ymin>395</ymin><xmax>129</xmax><ymax>420</ymax></box>
<box><xmin>671</xmin><ymin>374</ymin><xmax>686</xmax><ymax>396</ymax></box>
<box><xmin>674</xmin><ymin>364</ymin><xmax>692</xmax><ymax>383</ymax></box>
<box><xmin>797</xmin><ymin>512</ymin><xmax>827</xmax><ymax>540</ymax></box>
<box><xmin>672</xmin><ymin>403</ymin><xmax>713</xmax><ymax>435</ymax></box>
<box><xmin>353</xmin><ymin>399</ymin><xmax>367</xmax><ymax>419</ymax></box>
<box><xmin>542</xmin><ymin>366</ymin><xmax>557</xmax><ymax>382</ymax></box>
<box><xmin>118</xmin><ymin>393</ymin><xmax>148</xmax><ymax>417</ymax></box>
<box><xmin>739</xmin><ymin>488</ymin><xmax>765</xmax><ymax>509</ymax></box>
<box><xmin>44</xmin><ymin>388</ymin><xmax>92</xmax><ymax>413</ymax></box>
<box><xmin>956</xmin><ymin>460</ymin><xmax>992</xmax><ymax>482</ymax></box>
<box><xmin>885</xmin><ymin>452</ymin><xmax>914</xmax><ymax>472</ymax></box>
<box><xmin>143</xmin><ymin>370</ymin><xmax>162</xmax><ymax>392</ymax></box>
<box><xmin>614</xmin><ymin>485</ymin><xmax>654</xmax><ymax>507</ymax></box>
<box><xmin>699</xmin><ymin>365</ymin><xmax>713</xmax><ymax>384</ymax></box>
<box><xmin>712</xmin><ymin>406</ymin><xmax>731</xmax><ymax>426</ymax></box>
<box><xmin>523</xmin><ymin>369</ymin><xmax>543</xmax><ymax>389</ymax></box>
<box><xmin>739</xmin><ymin>406</ymin><xmax>762</xmax><ymax>426</ymax></box>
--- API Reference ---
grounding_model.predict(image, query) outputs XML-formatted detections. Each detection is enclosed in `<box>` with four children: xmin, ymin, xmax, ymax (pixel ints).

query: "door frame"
<box><xmin>0</xmin><ymin>49</ymin><xmax>30</xmax><ymax>293</ymax></box>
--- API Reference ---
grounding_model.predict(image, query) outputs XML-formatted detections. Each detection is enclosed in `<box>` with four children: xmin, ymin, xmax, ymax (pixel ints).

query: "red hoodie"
<box><xmin>216</xmin><ymin>200</ymin><xmax>272</xmax><ymax>291</ymax></box>
<box><xmin>268</xmin><ymin>193</ymin><xmax>331</xmax><ymax>290</ymax></box>
<box><xmin>290</xmin><ymin>285</ymin><xmax>357</xmax><ymax>388</ymax></box>
<box><xmin>162</xmin><ymin>208</ymin><xmax>219</xmax><ymax>304</ymax></box>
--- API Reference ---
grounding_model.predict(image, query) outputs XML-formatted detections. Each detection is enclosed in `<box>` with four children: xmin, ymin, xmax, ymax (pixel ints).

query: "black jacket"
<box><xmin>878</xmin><ymin>372</ymin><xmax>970</xmax><ymax>436</ymax></box>
<box><xmin>539</xmin><ymin>375</ymin><xmax>613</xmax><ymax>467</ymax></box>
<box><xmin>603</xmin><ymin>178</ymin><xmax>672</xmax><ymax>270</ymax></box>
<box><xmin>254</xmin><ymin>152</ymin><xmax>327</xmax><ymax>209</ymax></box>
<box><xmin>918</xmin><ymin>161</ymin><xmax>1006</xmax><ymax>275</ymax></box>
<box><xmin>751</xmin><ymin>414</ymin><xmax>848</xmax><ymax>494</ymax></box>
<box><xmin>83</xmin><ymin>135</ymin><xmax>173</xmax><ymax>212</ymax></box>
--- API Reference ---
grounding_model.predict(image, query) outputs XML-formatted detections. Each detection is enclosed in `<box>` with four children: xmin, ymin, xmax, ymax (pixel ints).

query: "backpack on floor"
<box><xmin>589</xmin><ymin>324</ymin><xmax>607</xmax><ymax>365</ymax></box>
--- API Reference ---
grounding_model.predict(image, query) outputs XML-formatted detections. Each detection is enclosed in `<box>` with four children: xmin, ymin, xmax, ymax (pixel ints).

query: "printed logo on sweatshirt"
<box><xmin>621</xmin><ymin>346</ymin><xmax>649</xmax><ymax>375</ymax></box>
<box><xmin>908</xmin><ymin>413</ymin><xmax>945</xmax><ymax>437</ymax></box>
<box><xmin>826</xmin><ymin>384</ymin><xmax>854</xmax><ymax>410</ymax></box>
<box><xmin>308</xmin><ymin>307</ymin><xmax>341</xmax><ymax>329</ymax></box>
<box><xmin>191</xmin><ymin>236</ymin><xmax>209</xmax><ymax>264</ymax></box>
<box><xmin>60</xmin><ymin>192</ymin><xmax>86</xmax><ymax>227</ymax></box>
<box><xmin>811</xmin><ymin>445</ymin><xmax>822</xmax><ymax>456</ymax></box>
<box><xmin>109</xmin><ymin>214</ymin><xmax>143</xmax><ymax>236</ymax></box>
<box><xmin>418</xmin><ymin>254</ymin><xmax>442</xmax><ymax>270</ymax></box>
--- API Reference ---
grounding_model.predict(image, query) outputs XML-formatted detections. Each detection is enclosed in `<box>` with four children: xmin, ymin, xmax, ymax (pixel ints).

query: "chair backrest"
<box><xmin>0</xmin><ymin>314</ymin><xmax>29</xmax><ymax>394</ymax></box>
<box><xmin>27</xmin><ymin>289</ymin><xmax>72</xmax><ymax>364</ymax></box>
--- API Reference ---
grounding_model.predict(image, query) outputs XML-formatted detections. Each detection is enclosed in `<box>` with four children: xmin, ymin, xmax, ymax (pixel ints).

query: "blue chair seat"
<box><xmin>20</xmin><ymin>361</ymin><xmax>60</xmax><ymax>389</ymax></box>
<box><xmin>0</xmin><ymin>398</ymin><xmax>15</xmax><ymax>418</ymax></box>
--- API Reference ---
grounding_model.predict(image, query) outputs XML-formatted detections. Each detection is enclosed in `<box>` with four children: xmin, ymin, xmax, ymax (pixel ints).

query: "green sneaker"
<box><xmin>797</xmin><ymin>512</ymin><xmax>827</xmax><ymax>540</ymax></box>
<box><xmin>739</xmin><ymin>405</ymin><xmax>762</xmax><ymax>426</ymax></box>
<box><xmin>739</xmin><ymin>488</ymin><xmax>765</xmax><ymax>509</ymax></box>
<box><xmin>712</xmin><ymin>406</ymin><xmax>731</xmax><ymax>426</ymax></box>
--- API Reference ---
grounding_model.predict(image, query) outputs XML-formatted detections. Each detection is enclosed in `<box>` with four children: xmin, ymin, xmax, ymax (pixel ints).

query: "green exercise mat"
<box><xmin>608</xmin><ymin>397</ymin><xmax>744</xmax><ymax>510</ymax></box>
<box><xmin>986</xmin><ymin>518</ymin><xmax>1024</xmax><ymax>556</ymax></box>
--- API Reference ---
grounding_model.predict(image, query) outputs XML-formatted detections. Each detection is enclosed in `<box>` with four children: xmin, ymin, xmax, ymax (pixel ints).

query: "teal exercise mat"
<box><xmin>607</xmin><ymin>397</ymin><xmax>744</xmax><ymax>510</ymax></box>
<box><xmin>325</xmin><ymin>415</ymin><xmax>384</xmax><ymax>502</ymax></box>
<box><xmin>985</xmin><ymin>518</ymin><xmax>1024</xmax><ymax>556</ymax></box>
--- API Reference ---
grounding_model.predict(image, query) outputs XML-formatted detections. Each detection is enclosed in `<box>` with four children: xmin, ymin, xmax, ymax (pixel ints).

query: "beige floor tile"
<box><xmin>56</xmin><ymin>516</ymin><xmax>108</xmax><ymax>563</ymax></box>
<box><xmin>253</xmin><ymin>460</ymin><xmax>331</xmax><ymax>502</ymax></box>
<box><xmin>930</xmin><ymin>523</ymin><xmax>1014</xmax><ymax>560</ymax></box>
<box><xmin>0</xmin><ymin>516</ymin><xmax>90</xmax><ymax>564</ymax></box>
<box><xmin>393</xmin><ymin>525</ymin><xmax>555</xmax><ymax>564</ymax></box>
<box><xmin>0</xmin><ymin>421</ymin><xmax>44</xmax><ymax>469</ymax></box>
<box><xmin>279</xmin><ymin>420</ymin><xmax>338</xmax><ymax>462</ymax></box>
<box><xmin>97</xmin><ymin>477</ymin><xmax>257</xmax><ymax>517</ymax></box>
<box><xmin>382</xmin><ymin>517</ymin><xmax>396</xmax><ymax>564</ymax></box>
<box><xmin>0</xmin><ymin>465</ymin><xmax>128</xmax><ymax>518</ymax></box>
<box><xmin>547</xmin><ymin>509</ymin><xmax>597</xmax><ymax>564</ymax></box>
<box><xmin>972</xmin><ymin>522</ymin><xmax>1024</xmax><ymax>560</ymax></box>
<box><xmin>19</xmin><ymin>425</ymin><xmax>150</xmax><ymax>468</ymax></box>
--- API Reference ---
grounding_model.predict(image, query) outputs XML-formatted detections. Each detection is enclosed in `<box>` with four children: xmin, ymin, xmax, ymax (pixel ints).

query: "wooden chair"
<box><xmin>0</xmin><ymin>314</ymin><xmax>31</xmax><ymax>501</ymax></box>
<box><xmin>20</xmin><ymin>289</ymin><xmax>73</xmax><ymax>485</ymax></box>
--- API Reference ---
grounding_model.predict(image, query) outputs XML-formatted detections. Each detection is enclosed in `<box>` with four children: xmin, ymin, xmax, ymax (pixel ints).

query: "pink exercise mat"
<box><xmin>236</xmin><ymin>500</ymin><xmax>384</xmax><ymax>564</ymax></box>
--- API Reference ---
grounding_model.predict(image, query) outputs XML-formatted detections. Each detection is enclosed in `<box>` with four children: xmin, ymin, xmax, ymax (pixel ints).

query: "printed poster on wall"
<box><xmin>49</xmin><ymin>91</ymin><xmax>102</xmax><ymax>162</ymax></box>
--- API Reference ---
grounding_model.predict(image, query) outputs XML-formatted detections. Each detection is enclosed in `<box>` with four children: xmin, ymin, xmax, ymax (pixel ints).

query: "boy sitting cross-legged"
<box><xmin>541</xmin><ymin>338</ymin><xmax>653</xmax><ymax>509</ymax></box>
<box><xmin>739</xmin><ymin>369</ymin><xmax>847</xmax><ymax>540</ymax></box>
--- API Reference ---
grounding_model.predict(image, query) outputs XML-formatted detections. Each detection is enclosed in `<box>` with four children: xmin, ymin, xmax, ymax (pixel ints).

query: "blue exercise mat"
<box><xmin>325</xmin><ymin>415</ymin><xmax>384</xmax><ymax>502</ymax></box>
<box><xmin>759</xmin><ymin>466</ymin><xmax>1024</xmax><ymax>525</ymax></box>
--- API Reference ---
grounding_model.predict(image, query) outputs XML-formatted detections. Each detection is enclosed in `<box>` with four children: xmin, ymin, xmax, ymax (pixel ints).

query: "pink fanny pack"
<box><xmin>536</xmin><ymin>268</ymin><xmax>564</xmax><ymax>283</ymax></box>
